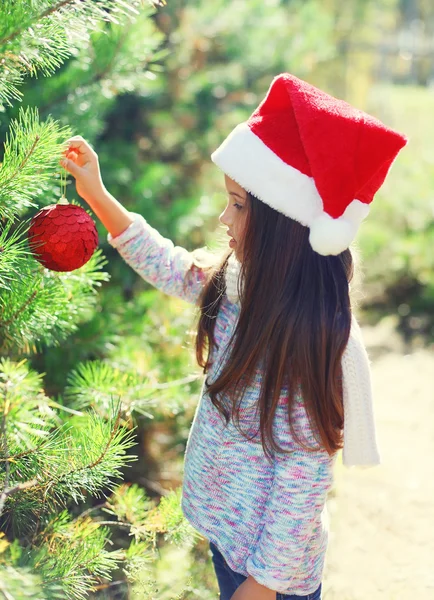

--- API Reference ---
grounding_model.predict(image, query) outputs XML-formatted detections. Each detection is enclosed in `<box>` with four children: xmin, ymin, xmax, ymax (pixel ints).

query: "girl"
<box><xmin>61</xmin><ymin>73</ymin><xmax>407</xmax><ymax>600</ymax></box>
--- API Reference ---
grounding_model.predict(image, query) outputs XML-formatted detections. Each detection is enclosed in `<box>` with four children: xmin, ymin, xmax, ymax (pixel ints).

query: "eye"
<box><xmin>233</xmin><ymin>202</ymin><xmax>243</xmax><ymax>211</ymax></box>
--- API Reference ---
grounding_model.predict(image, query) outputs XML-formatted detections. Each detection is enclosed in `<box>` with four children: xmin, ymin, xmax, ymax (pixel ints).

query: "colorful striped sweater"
<box><xmin>107</xmin><ymin>211</ymin><xmax>378</xmax><ymax>595</ymax></box>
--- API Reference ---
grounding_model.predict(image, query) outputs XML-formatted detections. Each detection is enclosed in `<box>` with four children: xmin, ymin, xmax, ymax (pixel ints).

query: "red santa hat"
<box><xmin>211</xmin><ymin>73</ymin><xmax>408</xmax><ymax>256</ymax></box>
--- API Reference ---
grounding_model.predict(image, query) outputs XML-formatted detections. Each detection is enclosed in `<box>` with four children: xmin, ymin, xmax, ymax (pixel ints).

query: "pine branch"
<box><xmin>1</xmin><ymin>411</ymin><xmax>137</xmax><ymax>538</ymax></box>
<box><xmin>0</xmin><ymin>247</ymin><xmax>110</xmax><ymax>357</ymax></box>
<box><xmin>0</xmin><ymin>1</ymin><xmax>73</xmax><ymax>47</ymax></box>
<box><xmin>104</xmin><ymin>484</ymin><xmax>199</xmax><ymax>551</ymax></box>
<box><xmin>31</xmin><ymin>511</ymin><xmax>125</xmax><ymax>599</ymax></box>
<box><xmin>36</xmin><ymin>7</ymin><xmax>166</xmax><ymax>118</ymax></box>
<box><xmin>0</xmin><ymin>448</ymin><xmax>41</xmax><ymax>462</ymax></box>
<box><xmin>36</xmin><ymin>414</ymin><xmax>125</xmax><ymax>492</ymax></box>
<box><xmin>90</xmin><ymin>579</ymin><xmax>126</xmax><ymax>593</ymax></box>
<box><xmin>91</xmin><ymin>520</ymin><xmax>130</xmax><ymax>527</ymax></box>
<box><xmin>0</xmin><ymin>106</ymin><xmax>71</xmax><ymax>220</ymax></box>
<box><xmin>0</xmin><ymin>219</ymin><xmax>36</xmax><ymax>292</ymax></box>
<box><xmin>0</xmin><ymin>0</ymin><xmax>149</xmax><ymax>47</ymax></box>
<box><xmin>70</xmin><ymin>502</ymin><xmax>109</xmax><ymax>523</ymax></box>
<box><xmin>1</xmin><ymin>135</ymin><xmax>41</xmax><ymax>192</ymax></box>
<box><xmin>0</xmin><ymin>480</ymin><xmax>39</xmax><ymax>515</ymax></box>
<box><xmin>0</xmin><ymin>358</ymin><xmax>61</xmax><ymax>527</ymax></box>
<box><xmin>0</xmin><ymin>375</ymin><xmax>41</xmax><ymax>521</ymax></box>
<box><xmin>37</xmin><ymin>27</ymin><xmax>135</xmax><ymax>116</ymax></box>
<box><xmin>54</xmin><ymin>406</ymin><xmax>123</xmax><ymax>480</ymax></box>
<box><xmin>0</xmin><ymin>0</ymin><xmax>152</xmax><ymax>107</ymax></box>
<box><xmin>64</xmin><ymin>359</ymin><xmax>200</xmax><ymax>420</ymax></box>
<box><xmin>0</xmin><ymin>391</ymin><xmax>10</xmax><ymax>519</ymax></box>
<box><xmin>0</xmin><ymin>289</ymin><xmax>39</xmax><ymax>329</ymax></box>
<box><xmin>0</xmin><ymin>366</ymin><xmax>41</xmax><ymax>517</ymax></box>
<box><xmin>0</xmin><ymin>359</ymin><xmax>137</xmax><ymax>537</ymax></box>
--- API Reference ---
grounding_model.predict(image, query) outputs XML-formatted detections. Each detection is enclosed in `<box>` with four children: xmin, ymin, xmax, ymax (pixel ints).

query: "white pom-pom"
<box><xmin>308</xmin><ymin>200</ymin><xmax>370</xmax><ymax>256</ymax></box>
<box><xmin>309</xmin><ymin>213</ymin><xmax>357</xmax><ymax>256</ymax></box>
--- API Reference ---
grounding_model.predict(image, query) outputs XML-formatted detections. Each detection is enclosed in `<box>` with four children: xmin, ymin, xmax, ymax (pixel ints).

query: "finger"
<box><xmin>60</xmin><ymin>157</ymin><xmax>81</xmax><ymax>177</ymax></box>
<box><xmin>64</xmin><ymin>135</ymin><xmax>87</xmax><ymax>144</ymax></box>
<box><xmin>64</xmin><ymin>136</ymin><xmax>93</xmax><ymax>151</ymax></box>
<box><xmin>62</xmin><ymin>137</ymin><xmax>96</xmax><ymax>160</ymax></box>
<box><xmin>64</xmin><ymin>144</ymin><xmax>85</xmax><ymax>157</ymax></box>
<box><xmin>62</xmin><ymin>136</ymin><xmax>83</xmax><ymax>151</ymax></box>
<box><xmin>66</xmin><ymin>150</ymin><xmax>78</xmax><ymax>161</ymax></box>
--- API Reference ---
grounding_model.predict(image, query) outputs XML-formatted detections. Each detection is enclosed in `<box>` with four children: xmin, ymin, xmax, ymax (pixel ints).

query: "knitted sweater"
<box><xmin>107</xmin><ymin>211</ymin><xmax>381</xmax><ymax>595</ymax></box>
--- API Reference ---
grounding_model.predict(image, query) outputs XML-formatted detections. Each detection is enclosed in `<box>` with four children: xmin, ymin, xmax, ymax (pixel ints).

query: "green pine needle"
<box><xmin>0</xmin><ymin>106</ymin><xmax>71</xmax><ymax>219</ymax></box>
<box><xmin>0</xmin><ymin>1</ymin><xmax>151</xmax><ymax>107</ymax></box>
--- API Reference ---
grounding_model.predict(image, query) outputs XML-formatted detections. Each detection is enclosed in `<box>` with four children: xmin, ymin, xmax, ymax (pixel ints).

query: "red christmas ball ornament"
<box><xmin>28</xmin><ymin>197</ymin><xmax>98</xmax><ymax>272</ymax></box>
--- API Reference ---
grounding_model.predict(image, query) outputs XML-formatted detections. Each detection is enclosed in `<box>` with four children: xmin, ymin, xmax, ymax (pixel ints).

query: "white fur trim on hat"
<box><xmin>211</xmin><ymin>122</ymin><xmax>323</xmax><ymax>226</ymax></box>
<box><xmin>211</xmin><ymin>122</ymin><xmax>370</xmax><ymax>255</ymax></box>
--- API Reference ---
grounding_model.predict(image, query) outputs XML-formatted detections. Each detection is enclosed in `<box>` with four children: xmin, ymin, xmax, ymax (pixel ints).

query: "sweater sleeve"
<box><xmin>107</xmin><ymin>211</ymin><xmax>207</xmax><ymax>305</ymax></box>
<box><xmin>245</xmin><ymin>396</ymin><xmax>334</xmax><ymax>593</ymax></box>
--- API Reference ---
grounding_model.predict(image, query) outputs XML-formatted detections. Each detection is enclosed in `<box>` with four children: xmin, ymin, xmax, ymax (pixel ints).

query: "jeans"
<box><xmin>209</xmin><ymin>541</ymin><xmax>322</xmax><ymax>600</ymax></box>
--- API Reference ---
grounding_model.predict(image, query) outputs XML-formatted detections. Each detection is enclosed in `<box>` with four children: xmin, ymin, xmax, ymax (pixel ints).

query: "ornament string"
<box><xmin>59</xmin><ymin>161</ymin><xmax>69</xmax><ymax>205</ymax></box>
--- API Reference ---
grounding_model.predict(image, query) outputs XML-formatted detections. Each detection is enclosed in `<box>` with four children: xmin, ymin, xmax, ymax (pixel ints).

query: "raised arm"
<box><xmin>60</xmin><ymin>136</ymin><xmax>208</xmax><ymax>305</ymax></box>
<box><xmin>107</xmin><ymin>210</ymin><xmax>208</xmax><ymax>305</ymax></box>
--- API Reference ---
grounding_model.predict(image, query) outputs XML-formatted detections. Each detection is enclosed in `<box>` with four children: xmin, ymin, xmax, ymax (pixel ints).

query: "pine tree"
<box><xmin>0</xmin><ymin>2</ymin><xmax>200</xmax><ymax>599</ymax></box>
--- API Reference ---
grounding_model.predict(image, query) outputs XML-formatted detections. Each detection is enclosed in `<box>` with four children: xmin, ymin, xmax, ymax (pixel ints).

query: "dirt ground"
<box><xmin>322</xmin><ymin>318</ymin><xmax>434</xmax><ymax>600</ymax></box>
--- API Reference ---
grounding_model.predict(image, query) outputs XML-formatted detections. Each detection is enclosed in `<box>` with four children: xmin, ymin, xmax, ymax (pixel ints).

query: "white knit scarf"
<box><xmin>223</xmin><ymin>252</ymin><xmax>381</xmax><ymax>469</ymax></box>
<box><xmin>225</xmin><ymin>251</ymin><xmax>244</xmax><ymax>304</ymax></box>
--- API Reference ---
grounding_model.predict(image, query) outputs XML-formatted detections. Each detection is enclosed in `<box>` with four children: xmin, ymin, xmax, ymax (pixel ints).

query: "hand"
<box><xmin>230</xmin><ymin>576</ymin><xmax>276</xmax><ymax>600</ymax></box>
<box><xmin>60</xmin><ymin>136</ymin><xmax>106</xmax><ymax>207</ymax></box>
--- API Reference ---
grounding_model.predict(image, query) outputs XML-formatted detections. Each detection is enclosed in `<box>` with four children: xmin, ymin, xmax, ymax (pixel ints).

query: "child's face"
<box><xmin>219</xmin><ymin>174</ymin><xmax>248</xmax><ymax>261</ymax></box>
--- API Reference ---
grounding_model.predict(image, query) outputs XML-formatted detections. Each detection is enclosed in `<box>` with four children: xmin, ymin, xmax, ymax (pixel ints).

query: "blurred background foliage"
<box><xmin>1</xmin><ymin>0</ymin><xmax>433</xmax><ymax>597</ymax></box>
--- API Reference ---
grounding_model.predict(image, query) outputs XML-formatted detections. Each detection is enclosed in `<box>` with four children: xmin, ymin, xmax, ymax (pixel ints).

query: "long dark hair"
<box><xmin>191</xmin><ymin>191</ymin><xmax>354</xmax><ymax>461</ymax></box>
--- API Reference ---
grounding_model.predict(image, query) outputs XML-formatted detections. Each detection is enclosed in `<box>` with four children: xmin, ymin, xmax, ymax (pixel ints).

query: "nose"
<box><xmin>219</xmin><ymin>205</ymin><xmax>231</xmax><ymax>227</ymax></box>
